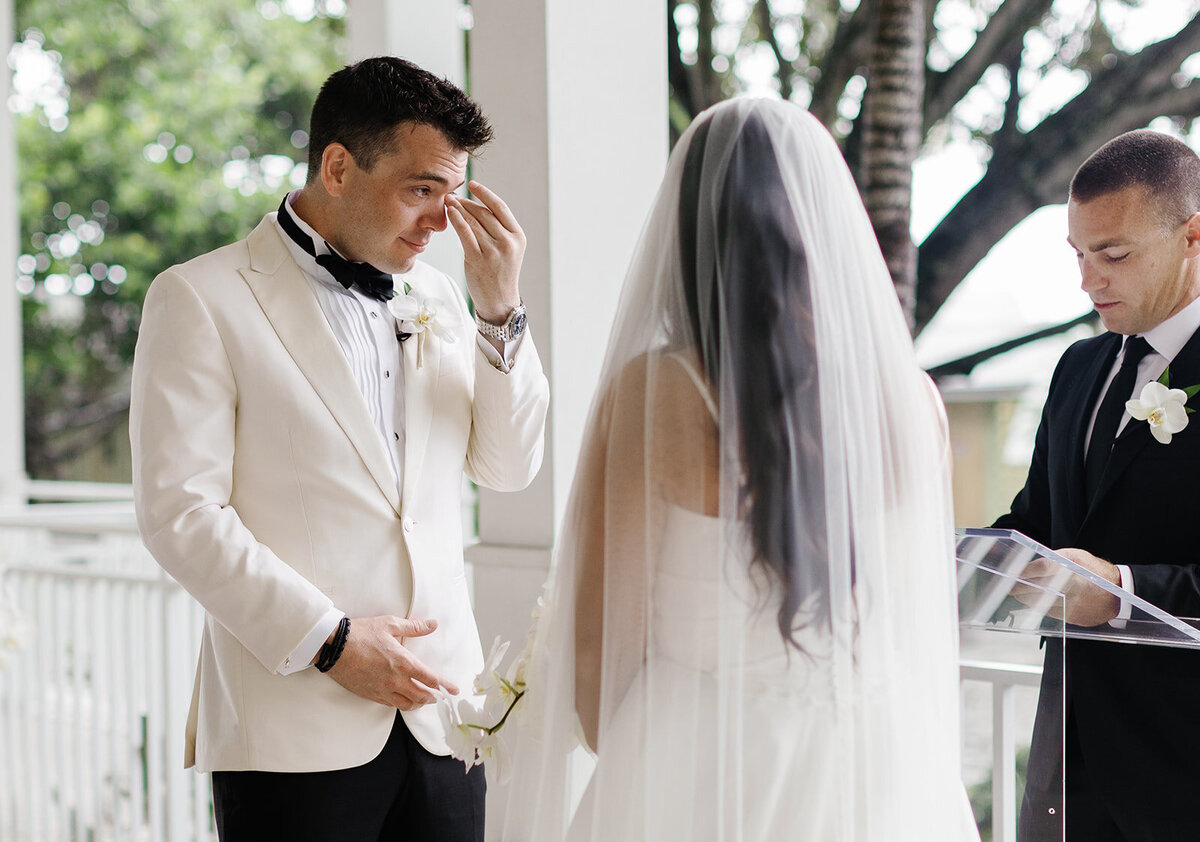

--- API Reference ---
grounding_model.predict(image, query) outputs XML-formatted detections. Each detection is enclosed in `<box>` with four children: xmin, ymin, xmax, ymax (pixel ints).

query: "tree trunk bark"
<box><xmin>860</xmin><ymin>0</ymin><xmax>926</xmax><ymax>330</ymax></box>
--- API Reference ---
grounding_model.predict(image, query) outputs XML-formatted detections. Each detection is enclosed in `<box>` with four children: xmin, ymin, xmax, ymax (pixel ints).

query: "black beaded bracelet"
<box><xmin>316</xmin><ymin>616</ymin><xmax>351</xmax><ymax>673</ymax></box>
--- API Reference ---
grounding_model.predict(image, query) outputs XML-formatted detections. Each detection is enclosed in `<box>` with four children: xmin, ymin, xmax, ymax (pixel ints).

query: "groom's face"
<box><xmin>1068</xmin><ymin>186</ymin><xmax>1200</xmax><ymax>335</ymax></box>
<box><xmin>327</xmin><ymin>121</ymin><xmax>469</xmax><ymax>274</ymax></box>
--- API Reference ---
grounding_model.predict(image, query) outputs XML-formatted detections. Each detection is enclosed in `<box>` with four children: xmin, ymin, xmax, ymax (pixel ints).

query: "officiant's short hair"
<box><xmin>1070</xmin><ymin>130</ymin><xmax>1200</xmax><ymax>229</ymax></box>
<box><xmin>305</xmin><ymin>57</ymin><xmax>493</xmax><ymax>182</ymax></box>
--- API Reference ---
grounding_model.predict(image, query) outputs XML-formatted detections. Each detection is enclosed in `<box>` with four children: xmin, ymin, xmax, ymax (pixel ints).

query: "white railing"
<box><xmin>0</xmin><ymin>490</ymin><xmax>215</xmax><ymax>842</ymax></box>
<box><xmin>960</xmin><ymin>658</ymin><xmax>1042</xmax><ymax>842</ymax></box>
<box><xmin>0</xmin><ymin>483</ymin><xmax>1040</xmax><ymax>841</ymax></box>
<box><xmin>0</xmin><ymin>477</ymin><xmax>479</xmax><ymax>842</ymax></box>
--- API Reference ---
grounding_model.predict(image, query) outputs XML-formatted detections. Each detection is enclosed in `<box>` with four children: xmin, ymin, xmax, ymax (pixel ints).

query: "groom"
<box><xmin>994</xmin><ymin>129</ymin><xmax>1200</xmax><ymax>840</ymax></box>
<box><xmin>130</xmin><ymin>58</ymin><xmax>549</xmax><ymax>840</ymax></box>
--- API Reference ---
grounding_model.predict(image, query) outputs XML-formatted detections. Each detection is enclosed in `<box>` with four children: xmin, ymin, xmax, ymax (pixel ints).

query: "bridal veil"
<box><xmin>498</xmin><ymin>97</ymin><xmax>976</xmax><ymax>841</ymax></box>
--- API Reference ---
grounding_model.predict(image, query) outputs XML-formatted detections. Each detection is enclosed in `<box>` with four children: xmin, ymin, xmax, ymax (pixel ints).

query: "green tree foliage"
<box><xmin>11</xmin><ymin>0</ymin><xmax>344</xmax><ymax>477</ymax></box>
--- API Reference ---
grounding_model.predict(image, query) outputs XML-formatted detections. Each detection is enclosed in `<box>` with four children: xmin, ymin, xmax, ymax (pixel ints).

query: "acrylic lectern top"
<box><xmin>957</xmin><ymin>528</ymin><xmax>1200</xmax><ymax>649</ymax></box>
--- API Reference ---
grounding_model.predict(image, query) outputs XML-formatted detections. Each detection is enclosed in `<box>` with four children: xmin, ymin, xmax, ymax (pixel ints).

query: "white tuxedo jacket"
<box><xmin>130</xmin><ymin>216</ymin><xmax>549</xmax><ymax>773</ymax></box>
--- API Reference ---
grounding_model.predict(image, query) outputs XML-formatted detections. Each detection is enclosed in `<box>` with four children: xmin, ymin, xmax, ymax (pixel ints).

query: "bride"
<box><xmin>498</xmin><ymin>97</ymin><xmax>978</xmax><ymax>841</ymax></box>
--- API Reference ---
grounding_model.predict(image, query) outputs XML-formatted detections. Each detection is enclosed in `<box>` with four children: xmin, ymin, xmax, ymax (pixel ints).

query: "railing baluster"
<box><xmin>961</xmin><ymin>659</ymin><xmax>1041</xmax><ymax>841</ymax></box>
<box><xmin>993</xmin><ymin>681</ymin><xmax>1016</xmax><ymax>842</ymax></box>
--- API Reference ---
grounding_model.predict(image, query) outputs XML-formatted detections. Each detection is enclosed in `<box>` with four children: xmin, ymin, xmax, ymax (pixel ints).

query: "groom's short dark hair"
<box><xmin>306</xmin><ymin>57</ymin><xmax>493</xmax><ymax>182</ymax></box>
<box><xmin>1070</xmin><ymin>130</ymin><xmax>1200</xmax><ymax>229</ymax></box>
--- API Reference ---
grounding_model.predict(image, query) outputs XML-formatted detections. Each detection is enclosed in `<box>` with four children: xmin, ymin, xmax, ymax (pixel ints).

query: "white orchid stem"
<box><xmin>485</xmin><ymin>689</ymin><xmax>525</xmax><ymax>735</ymax></box>
<box><xmin>462</xmin><ymin>689</ymin><xmax>525</xmax><ymax>738</ymax></box>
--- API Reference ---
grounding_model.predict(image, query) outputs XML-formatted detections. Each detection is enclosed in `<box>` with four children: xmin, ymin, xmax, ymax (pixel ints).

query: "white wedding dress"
<box><xmin>497</xmin><ymin>98</ymin><xmax>979</xmax><ymax>842</ymax></box>
<box><xmin>565</xmin><ymin>361</ymin><xmax>978</xmax><ymax>842</ymax></box>
<box><xmin>567</xmin><ymin>504</ymin><xmax>849</xmax><ymax>842</ymax></box>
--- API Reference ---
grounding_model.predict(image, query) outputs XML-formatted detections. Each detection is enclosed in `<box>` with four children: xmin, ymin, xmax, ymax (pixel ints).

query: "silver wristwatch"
<box><xmin>475</xmin><ymin>303</ymin><xmax>528</xmax><ymax>342</ymax></box>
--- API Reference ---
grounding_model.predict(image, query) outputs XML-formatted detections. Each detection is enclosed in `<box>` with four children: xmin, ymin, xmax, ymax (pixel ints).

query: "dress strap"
<box><xmin>668</xmin><ymin>352</ymin><xmax>719</xmax><ymax>422</ymax></box>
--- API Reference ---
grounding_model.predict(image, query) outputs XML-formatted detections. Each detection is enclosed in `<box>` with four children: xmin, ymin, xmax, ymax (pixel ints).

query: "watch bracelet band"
<box><xmin>475</xmin><ymin>303</ymin><xmax>526</xmax><ymax>341</ymax></box>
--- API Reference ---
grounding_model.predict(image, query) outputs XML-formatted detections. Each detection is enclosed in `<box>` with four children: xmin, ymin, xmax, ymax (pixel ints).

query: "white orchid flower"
<box><xmin>506</xmin><ymin>653</ymin><xmax>528</xmax><ymax>690</ymax></box>
<box><xmin>476</xmin><ymin>728</ymin><xmax>512</xmax><ymax>783</ymax></box>
<box><xmin>436</xmin><ymin>689</ymin><xmax>482</xmax><ymax>769</ymax></box>
<box><xmin>387</xmin><ymin>294</ymin><xmax>459</xmax><ymax>343</ymax></box>
<box><xmin>1127</xmin><ymin>380</ymin><xmax>1190</xmax><ymax>444</ymax></box>
<box><xmin>388</xmin><ymin>292</ymin><xmax>460</xmax><ymax>369</ymax></box>
<box><xmin>439</xmin><ymin>609</ymin><xmax>546</xmax><ymax>776</ymax></box>
<box><xmin>483</xmin><ymin>684</ymin><xmax>517</xmax><ymax>725</ymax></box>
<box><xmin>474</xmin><ymin>636</ymin><xmax>511</xmax><ymax>696</ymax></box>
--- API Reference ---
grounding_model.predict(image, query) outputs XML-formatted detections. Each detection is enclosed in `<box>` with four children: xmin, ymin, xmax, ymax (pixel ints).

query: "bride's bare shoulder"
<box><xmin>604</xmin><ymin>350</ymin><xmax>712</xmax><ymax>420</ymax></box>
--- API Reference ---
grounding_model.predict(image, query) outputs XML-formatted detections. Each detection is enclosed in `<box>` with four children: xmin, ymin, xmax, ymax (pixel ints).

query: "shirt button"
<box><xmin>402</xmin><ymin>517</ymin><xmax>415</xmax><ymax>533</ymax></box>
<box><xmin>384</xmin><ymin>370</ymin><xmax>390</xmax><ymax>378</ymax></box>
<box><xmin>370</xmin><ymin>311</ymin><xmax>378</xmax><ymax>319</ymax></box>
<box><xmin>393</xmin><ymin>432</ymin><xmax>399</xmax><ymax>441</ymax></box>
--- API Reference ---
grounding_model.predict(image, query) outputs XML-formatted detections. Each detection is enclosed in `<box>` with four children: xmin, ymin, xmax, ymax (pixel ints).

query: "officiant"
<box><xmin>129</xmin><ymin>57</ymin><xmax>549</xmax><ymax>841</ymax></box>
<box><xmin>994</xmin><ymin>129</ymin><xmax>1200</xmax><ymax>841</ymax></box>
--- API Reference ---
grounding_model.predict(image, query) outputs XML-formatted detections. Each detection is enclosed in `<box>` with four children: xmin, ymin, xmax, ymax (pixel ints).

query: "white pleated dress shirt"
<box><xmin>272</xmin><ymin>191</ymin><xmax>520</xmax><ymax>674</ymax></box>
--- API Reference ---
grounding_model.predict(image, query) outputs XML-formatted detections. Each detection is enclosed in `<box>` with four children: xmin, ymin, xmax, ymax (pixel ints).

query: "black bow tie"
<box><xmin>276</xmin><ymin>198</ymin><xmax>395</xmax><ymax>302</ymax></box>
<box><xmin>314</xmin><ymin>251</ymin><xmax>395</xmax><ymax>301</ymax></box>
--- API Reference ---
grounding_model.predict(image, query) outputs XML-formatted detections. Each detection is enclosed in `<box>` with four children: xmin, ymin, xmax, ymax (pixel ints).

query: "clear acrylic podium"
<box><xmin>956</xmin><ymin>528</ymin><xmax>1200</xmax><ymax>841</ymax></box>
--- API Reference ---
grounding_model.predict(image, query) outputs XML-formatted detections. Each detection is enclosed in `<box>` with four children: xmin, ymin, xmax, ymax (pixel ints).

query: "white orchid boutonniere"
<box><xmin>1126</xmin><ymin>366</ymin><xmax>1200</xmax><ymax>444</ymax></box>
<box><xmin>387</xmin><ymin>284</ymin><xmax>459</xmax><ymax>368</ymax></box>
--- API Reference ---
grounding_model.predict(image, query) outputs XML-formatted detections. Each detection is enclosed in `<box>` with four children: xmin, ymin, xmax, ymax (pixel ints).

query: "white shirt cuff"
<box><xmin>276</xmin><ymin>608</ymin><xmax>344</xmax><ymax>675</ymax></box>
<box><xmin>476</xmin><ymin>332</ymin><xmax>524</xmax><ymax>373</ymax></box>
<box><xmin>1111</xmin><ymin>564</ymin><xmax>1134</xmax><ymax>627</ymax></box>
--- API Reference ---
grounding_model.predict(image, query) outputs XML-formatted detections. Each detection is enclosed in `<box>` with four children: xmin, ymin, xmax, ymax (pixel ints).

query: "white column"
<box><xmin>467</xmin><ymin>0</ymin><xmax>667</xmax><ymax>653</ymax></box>
<box><xmin>0</xmin><ymin>0</ymin><xmax>27</xmax><ymax>505</ymax></box>
<box><xmin>469</xmin><ymin>2</ymin><xmax>666</xmax><ymax>834</ymax></box>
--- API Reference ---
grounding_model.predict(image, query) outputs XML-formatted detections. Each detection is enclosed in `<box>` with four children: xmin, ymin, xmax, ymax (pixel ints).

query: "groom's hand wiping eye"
<box><xmin>446</xmin><ymin>180</ymin><xmax>525</xmax><ymax>324</ymax></box>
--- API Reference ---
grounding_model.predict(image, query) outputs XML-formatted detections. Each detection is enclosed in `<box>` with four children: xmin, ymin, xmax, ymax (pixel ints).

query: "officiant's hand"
<box><xmin>326</xmin><ymin>615</ymin><xmax>459</xmax><ymax>710</ymax></box>
<box><xmin>446</xmin><ymin>181</ymin><xmax>524</xmax><ymax>324</ymax></box>
<box><xmin>1011</xmin><ymin>548</ymin><xmax>1121</xmax><ymax>627</ymax></box>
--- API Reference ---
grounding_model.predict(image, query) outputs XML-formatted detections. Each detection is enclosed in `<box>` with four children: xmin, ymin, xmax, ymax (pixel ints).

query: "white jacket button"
<box><xmin>402</xmin><ymin>517</ymin><xmax>415</xmax><ymax>533</ymax></box>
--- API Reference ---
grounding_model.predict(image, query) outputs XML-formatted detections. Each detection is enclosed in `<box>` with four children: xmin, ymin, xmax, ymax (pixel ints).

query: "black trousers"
<box><xmin>1063</xmin><ymin>713</ymin><xmax>1125</xmax><ymax>842</ymax></box>
<box><xmin>212</xmin><ymin>712</ymin><xmax>485</xmax><ymax>842</ymax></box>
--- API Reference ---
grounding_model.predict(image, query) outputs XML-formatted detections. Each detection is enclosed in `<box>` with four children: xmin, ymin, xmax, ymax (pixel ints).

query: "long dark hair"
<box><xmin>677</xmin><ymin>110</ymin><xmax>830</xmax><ymax>648</ymax></box>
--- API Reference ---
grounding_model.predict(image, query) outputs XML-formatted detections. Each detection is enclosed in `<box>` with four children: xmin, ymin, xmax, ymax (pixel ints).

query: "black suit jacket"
<box><xmin>995</xmin><ymin>327</ymin><xmax>1200</xmax><ymax>834</ymax></box>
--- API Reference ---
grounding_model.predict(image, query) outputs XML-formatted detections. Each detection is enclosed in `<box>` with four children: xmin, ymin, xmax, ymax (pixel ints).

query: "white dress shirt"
<box><xmin>272</xmin><ymin>192</ymin><xmax>521</xmax><ymax>673</ymax></box>
<box><xmin>1084</xmin><ymin>294</ymin><xmax>1200</xmax><ymax>619</ymax></box>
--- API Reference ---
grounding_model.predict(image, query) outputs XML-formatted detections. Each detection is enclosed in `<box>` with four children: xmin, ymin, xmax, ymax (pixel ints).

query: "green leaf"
<box><xmin>1184</xmin><ymin>385</ymin><xmax>1200</xmax><ymax>399</ymax></box>
<box><xmin>1159</xmin><ymin>367</ymin><xmax>1172</xmax><ymax>386</ymax></box>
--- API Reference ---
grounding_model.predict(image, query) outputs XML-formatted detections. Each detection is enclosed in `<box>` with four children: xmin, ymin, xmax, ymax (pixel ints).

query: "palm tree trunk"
<box><xmin>861</xmin><ymin>0</ymin><xmax>926</xmax><ymax>331</ymax></box>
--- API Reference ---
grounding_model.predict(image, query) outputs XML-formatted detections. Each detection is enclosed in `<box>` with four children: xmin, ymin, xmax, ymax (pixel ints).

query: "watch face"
<box><xmin>510</xmin><ymin>310</ymin><xmax>528</xmax><ymax>336</ymax></box>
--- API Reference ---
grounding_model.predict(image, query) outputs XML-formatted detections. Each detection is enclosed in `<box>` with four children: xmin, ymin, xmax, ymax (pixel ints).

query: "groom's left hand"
<box><xmin>447</xmin><ymin>180</ymin><xmax>524</xmax><ymax>325</ymax></box>
<box><xmin>1012</xmin><ymin>548</ymin><xmax>1121</xmax><ymax>626</ymax></box>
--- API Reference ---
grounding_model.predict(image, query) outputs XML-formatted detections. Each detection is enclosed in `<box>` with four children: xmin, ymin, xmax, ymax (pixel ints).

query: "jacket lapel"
<box><xmin>239</xmin><ymin>217</ymin><xmax>402</xmax><ymax>516</ymax></box>
<box><xmin>399</xmin><ymin>300</ymin><xmax>443</xmax><ymax>514</ymax></box>
<box><xmin>1086</xmin><ymin>325</ymin><xmax>1200</xmax><ymax>516</ymax></box>
<box><xmin>1065</xmin><ymin>333</ymin><xmax>1121</xmax><ymax>528</ymax></box>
